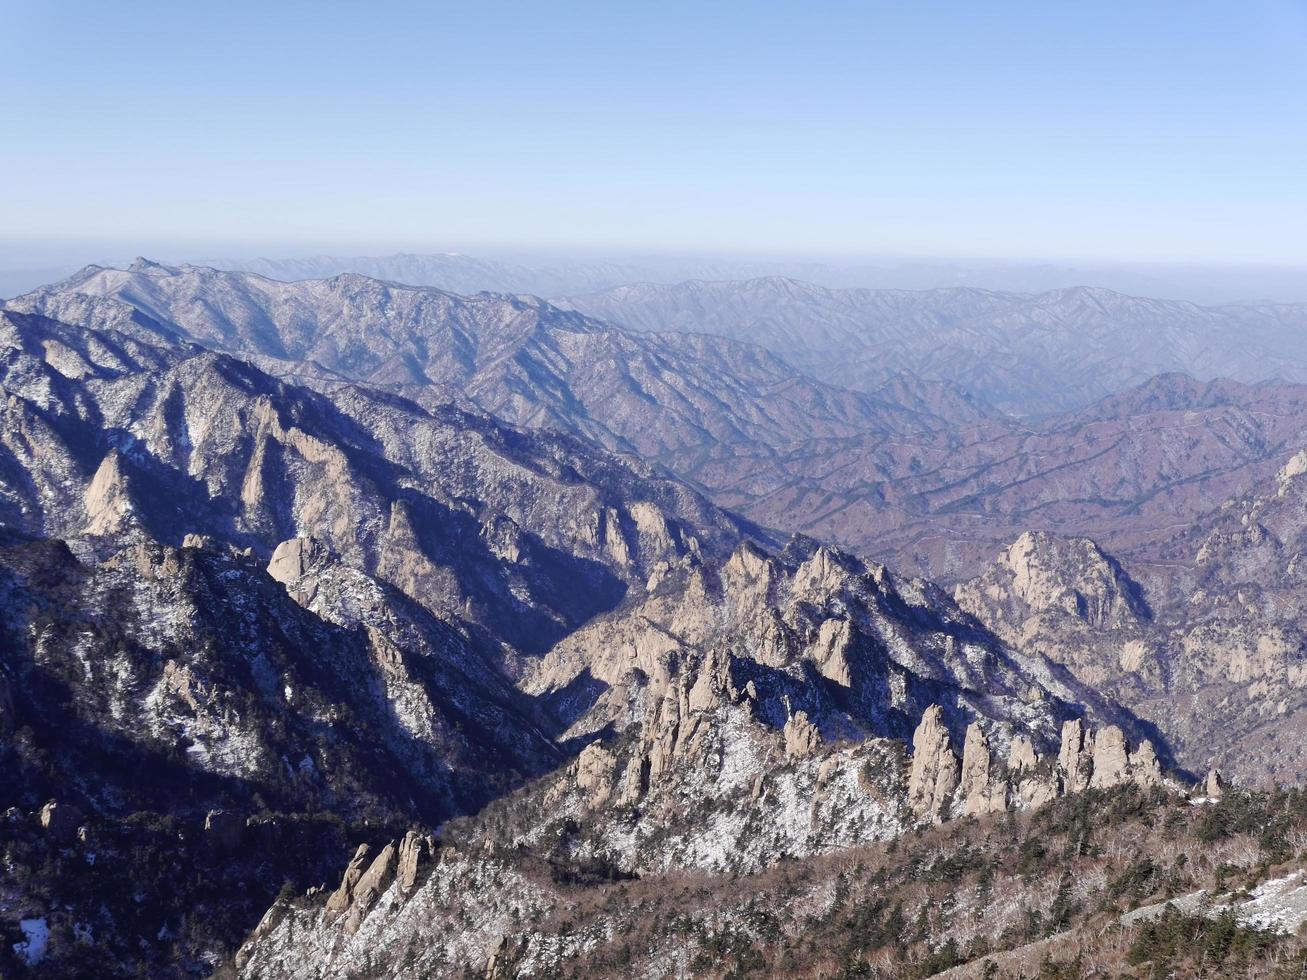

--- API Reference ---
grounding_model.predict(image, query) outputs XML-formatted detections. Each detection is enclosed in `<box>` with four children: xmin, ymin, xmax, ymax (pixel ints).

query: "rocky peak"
<box><xmin>906</xmin><ymin>705</ymin><xmax>959</xmax><ymax>823</ymax></box>
<box><xmin>959</xmin><ymin>722</ymin><xmax>1007</xmax><ymax>816</ymax></box>
<box><xmin>957</xmin><ymin>531</ymin><xmax>1149</xmax><ymax>630</ymax></box>
<box><xmin>905</xmin><ymin>706</ymin><xmax>1167</xmax><ymax>826</ymax></box>
<box><xmin>83</xmin><ymin>450</ymin><xmax>137</xmax><ymax>536</ymax></box>
<box><xmin>1058</xmin><ymin>719</ymin><xmax>1160</xmax><ymax>793</ymax></box>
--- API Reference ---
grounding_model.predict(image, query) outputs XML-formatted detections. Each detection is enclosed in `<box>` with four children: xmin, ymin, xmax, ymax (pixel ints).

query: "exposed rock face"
<box><xmin>267</xmin><ymin>536</ymin><xmax>328</xmax><ymax>585</ymax></box>
<box><xmin>83</xmin><ymin>450</ymin><xmax>136</xmax><ymax>536</ymax></box>
<box><xmin>1058</xmin><ymin>720</ymin><xmax>1160</xmax><ymax>793</ymax></box>
<box><xmin>318</xmin><ymin>834</ymin><xmax>424</xmax><ymax>936</ymax></box>
<box><xmin>39</xmin><ymin>801</ymin><xmax>83</xmax><ymax>841</ymax></box>
<box><xmin>1206</xmin><ymin>769</ymin><xmax>1225</xmax><ymax>798</ymax></box>
<box><xmin>954</xmin><ymin>532</ymin><xmax>1155</xmax><ymax>692</ymax></box>
<box><xmin>396</xmin><ymin>831</ymin><xmax>429</xmax><ymax>894</ymax></box>
<box><xmin>783</xmin><ymin>710</ymin><xmax>821</xmax><ymax>760</ymax></box>
<box><xmin>324</xmin><ymin>845</ymin><xmax>372</xmax><ymax>922</ymax></box>
<box><xmin>574</xmin><ymin>742</ymin><xmax>618</xmax><ymax>807</ymax></box>
<box><xmin>1009</xmin><ymin>735</ymin><xmax>1038</xmax><ymax>773</ymax></box>
<box><xmin>342</xmin><ymin>842</ymin><xmax>397</xmax><ymax>934</ymax></box>
<box><xmin>1089</xmin><ymin>726</ymin><xmax>1132</xmax><ymax>788</ymax></box>
<box><xmin>1131</xmin><ymin>739</ymin><xmax>1163</xmax><ymax>787</ymax></box>
<box><xmin>959</xmin><ymin>723</ymin><xmax>1007</xmax><ymax>816</ymax></box>
<box><xmin>958</xmin><ymin>531</ymin><xmax>1148</xmax><ymax>630</ymax></box>
<box><xmin>907</xmin><ymin>706</ymin><xmax>960</xmax><ymax>823</ymax></box>
<box><xmin>902</xmin><ymin>706</ymin><xmax>1170</xmax><ymax>826</ymax></box>
<box><xmin>1058</xmin><ymin>719</ymin><xmax>1095</xmax><ymax>794</ymax></box>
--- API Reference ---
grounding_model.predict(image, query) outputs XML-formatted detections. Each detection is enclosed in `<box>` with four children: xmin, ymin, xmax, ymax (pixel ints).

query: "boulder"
<box><xmin>267</xmin><ymin>536</ymin><xmax>327</xmax><ymax>585</ymax></box>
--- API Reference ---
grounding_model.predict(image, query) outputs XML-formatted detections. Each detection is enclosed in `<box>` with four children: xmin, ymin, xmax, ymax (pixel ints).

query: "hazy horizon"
<box><xmin>3</xmin><ymin>238</ymin><xmax>1307</xmax><ymax>306</ymax></box>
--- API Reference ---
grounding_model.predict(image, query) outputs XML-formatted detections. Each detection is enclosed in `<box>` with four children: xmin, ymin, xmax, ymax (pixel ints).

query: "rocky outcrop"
<box><xmin>39</xmin><ymin>800</ymin><xmax>84</xmax><ymax>842</ymax></box>
<box><xmin>959</xmin><ymin>723</ymin><xmax>1007</xmax><ymax>816</ymax></box>
<box><xmin>396</xmin><ymin>831</ymin><xmax>430</xmax><ymax>894</ymax></box>
<box><xmin>904</xmin><ymin>707</ymin><xmax>1170</xmax><ymax>826</ymax></box>
<box><xmin>1008</xmin><ymin>735</ymin><xmax>1038</xmax><ymax>773</ymax></box>
<box><xmin>324</xmin><ymin>844</ymin><xmax>372</xmax><ymax>922</ymax></box>
<box><xmin>1205</xmin><ymin>769</ymin><xmax>1225</xmax><ymax>798</ymax></box>
<box><xmin>321</xmin><ymin>841</ymin><xmax>398</xmax><ymax>935</ymax></box>
<box><xmin>1059</xmin><ymin>720</ymin><xmax>1160</xmax><ymax>793</ymax></box>
<box><xmin>267</xmin><ymin>536</ymin><xmax>328</xmax><ymax>586</ymax></box>
<box><xmin>1130</xmin><ymin>739</ymin><xmax>1162</xmax><ymax>787</ymax></box>
<box><xmin>1089</xmin><ymin>725</ymin><xmax>1131</xmax><ymax>789</ymax></box>
<box><xmin>321</xmin><ymin>835</ymin><xmax>426</xmax><ymax>935</ymax></box>
<box><xmin>83</xmin><ymin>450</ymin><xmax>136</xmax><ymax>535</ymax></box>
<box><xmin>1058</xmin><ymin>719</ymin><xmax>1095</xmax><ymax>794</ymax></box>
<box><xmin>783</xmin><ymin>710</ymin><xmax>821</xmax><ymax>760</ymax></box>
<box><xmin>575</xmin><ymin>742</ymin><xmax>618</xmax><ymax>807</ymax></box>
<box><xmin>959</xmin><ymin>531</ymin><xmax>1148</xmax><ymax>630</ymax></box>
<box><xmin>343</xmin><ymin>843</ymin><xmax>397</xmax><ymax>934</ymax></box>
<box><xmin>907</xmin><ymin>706</ymin><xmax>960</xmax><ymax>823</ymax></box>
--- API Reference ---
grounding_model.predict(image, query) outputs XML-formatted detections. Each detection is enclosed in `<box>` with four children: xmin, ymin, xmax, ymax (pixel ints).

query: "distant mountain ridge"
<box><xmin>560</xmin><ymin>276</ymin><xmax>1307</xmax><ymax>415</ymax></box>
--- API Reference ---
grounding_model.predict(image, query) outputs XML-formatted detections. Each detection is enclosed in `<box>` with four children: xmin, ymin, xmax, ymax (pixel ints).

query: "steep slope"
<box><xmin>0</xmin><ymin>308</ymin><xmax>755</xmax><ymax>659</ymax></box>
<box><xmin>561</xmin><ymin>277</ymin><xmax>1307</xmax><ymax>415</ymax></box>
<box><xmin>0</xmin><ymin>308</ymin><xmax>1157</xmax><ymax>974</ymax></box>
<box><xmin>16</xmin><ymin>267</ymin><xmax>1307</xmax><ymax>591</ymax></box>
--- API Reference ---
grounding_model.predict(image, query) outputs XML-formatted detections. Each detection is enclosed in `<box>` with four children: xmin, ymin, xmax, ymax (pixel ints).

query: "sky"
<box><xmin>3</xmin><ymin>0</ymin><xmax>1307</xmax><ymax>265</ymax></box>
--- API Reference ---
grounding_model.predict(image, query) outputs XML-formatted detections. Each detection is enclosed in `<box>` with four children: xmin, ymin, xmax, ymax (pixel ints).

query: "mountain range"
<box><xmin>7</xmin><ymin>259</ymin><xmax>1307</xmax><ymax>976</ymax></box>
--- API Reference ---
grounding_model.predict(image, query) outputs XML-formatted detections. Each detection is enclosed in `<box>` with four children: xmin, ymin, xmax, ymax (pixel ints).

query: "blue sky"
<box><xmin>3</xmin><ymin>0</ymin><xmax>1306</xmax><ymax>263</ymax></box>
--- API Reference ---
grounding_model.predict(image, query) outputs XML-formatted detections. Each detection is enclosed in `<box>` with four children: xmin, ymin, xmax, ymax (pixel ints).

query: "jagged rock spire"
<box><xmin>960</xmin><ymin>722</ymin><xmax>1007</xmax><ymax>816</ymax></box>
<box><xmin>907</xmin><ymin>705</ymin><xmax>960</xmax><ymax>823</ymax></box>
